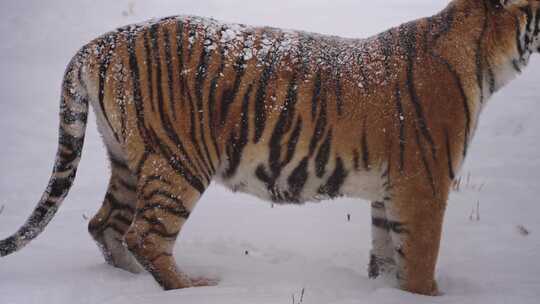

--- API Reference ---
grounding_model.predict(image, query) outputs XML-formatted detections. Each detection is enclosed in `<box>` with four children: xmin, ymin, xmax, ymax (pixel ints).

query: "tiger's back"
<box><xmin>84</xmin><ymin>15</ymin><xmax>455</xmax><ymax>205</ymax></box>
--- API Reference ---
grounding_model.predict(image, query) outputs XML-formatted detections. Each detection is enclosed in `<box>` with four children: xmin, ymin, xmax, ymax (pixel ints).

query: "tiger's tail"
<box><xmin>0</xmin><ymin>50</ymin><xmax>90</xmax><ymax>257</ymax></box>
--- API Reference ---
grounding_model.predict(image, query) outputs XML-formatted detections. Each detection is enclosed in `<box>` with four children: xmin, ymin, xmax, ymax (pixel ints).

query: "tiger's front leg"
<box><xmin>383</xmin><ymin>180</ymin><xmax>450</xmax><ymax>296</ymax></box>
<box><xmin>368</xmin><ymin>200</ymin><xmax>396</xmax><ymax>279</ymax></box>
<box><xmin>124</xmin><ymin>154</ymin><xmax>216</xmax><ymax>290</ymax></box>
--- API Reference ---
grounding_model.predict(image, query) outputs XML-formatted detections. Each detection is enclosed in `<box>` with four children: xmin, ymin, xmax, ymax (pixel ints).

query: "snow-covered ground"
<box><xmin>1</xmin><ymin>1</ymin><xmax>539</xmax><ymax>303</ymax></box>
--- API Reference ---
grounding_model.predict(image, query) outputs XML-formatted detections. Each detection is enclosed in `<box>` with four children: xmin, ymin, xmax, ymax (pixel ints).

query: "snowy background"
<box><xmin>1</xmin><ymin>1</ymin><xmax>539</xmax><ymax>303</ymax></box>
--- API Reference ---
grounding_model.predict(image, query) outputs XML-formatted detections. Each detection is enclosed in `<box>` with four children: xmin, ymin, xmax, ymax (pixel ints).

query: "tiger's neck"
<box><xmin>438</xmin><ymin>1</ymin><xmax>532</xmax><ymax>104</ymax></box>
<box><xmin>477</xmin><ymin>26</ymin><xmax>532</xmax><ymax>100</ymax></box>
<box><xmin>390</xmin><ymin>0</ymin><xmax>535</xmax><ymax>155</ymax></box>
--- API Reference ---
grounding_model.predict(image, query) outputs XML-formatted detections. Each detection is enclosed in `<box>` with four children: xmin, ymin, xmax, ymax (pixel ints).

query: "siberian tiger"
<box><xmin>1</xmin><ymin>0</ymin><xmax>539</xmax><ymax>296</ymax></box>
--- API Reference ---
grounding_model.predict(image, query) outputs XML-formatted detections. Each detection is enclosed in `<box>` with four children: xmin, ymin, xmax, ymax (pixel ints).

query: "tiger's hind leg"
<box><xmin>368</xmin><ymin>200</ymin><xmax>396</xmax><ymax>279</ymax></box>
<box><xmin>125</xmin><ymin>154</ymin><xmax>215</xmax><ymax>290</ymax></box>
<box><xmin>88</xmin><ymin>157</ymin><xmax>142</xmax><ymax>274</ymax></box>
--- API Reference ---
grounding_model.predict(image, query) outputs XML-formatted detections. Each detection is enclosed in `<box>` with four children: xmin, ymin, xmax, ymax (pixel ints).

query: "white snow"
<box><xmin>1</xmin><ymin>0</ymin><xmax>540</xmax><ymax>303</ymax></box>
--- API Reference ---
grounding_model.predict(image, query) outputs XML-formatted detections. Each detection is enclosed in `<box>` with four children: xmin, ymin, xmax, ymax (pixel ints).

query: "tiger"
<box><xmin>1</xmin><ymin>0</ymin><xmax>539</xmax><ymax>296</ymax></box>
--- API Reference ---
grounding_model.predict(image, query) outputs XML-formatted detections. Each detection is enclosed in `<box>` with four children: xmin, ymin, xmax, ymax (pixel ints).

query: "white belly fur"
<box><xmin>215</xmin><ymin>157</ymin><xmax>386</xmax><ymax>204</ymax></box>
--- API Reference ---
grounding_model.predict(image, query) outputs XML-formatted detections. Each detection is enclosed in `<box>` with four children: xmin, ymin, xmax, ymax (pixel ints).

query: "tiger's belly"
<box><xmin>215</xmin><ymin>149</ymin><xmax>387</xmax><ymax>204</ymax></box>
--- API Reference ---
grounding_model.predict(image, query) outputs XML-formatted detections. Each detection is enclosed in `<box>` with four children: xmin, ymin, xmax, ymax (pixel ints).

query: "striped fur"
<box><xmin>1</xmin><ymin>0</ymin><xmax>539</xmax><ymax>296</ymax></box>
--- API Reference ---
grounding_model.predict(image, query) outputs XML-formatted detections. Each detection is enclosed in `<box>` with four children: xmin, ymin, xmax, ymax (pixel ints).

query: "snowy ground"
<box><xmin>1</xmin><ymin>1</ymin><xmax>540</xmax><ymax>303</ymax></box>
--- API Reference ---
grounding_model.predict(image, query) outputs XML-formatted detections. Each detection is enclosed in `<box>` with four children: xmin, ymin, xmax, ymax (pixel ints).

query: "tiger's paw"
<box><xmin>162</xmin><ymin>273</ymin><xmax>220</xmax><ymax>290</ymax></box>
<box><xmin>368</xmin><ymin>254</ymin><xmax>396</xmax><ymax>279</ymax></box>
<box><xmin>190</xmin><ymin>276</ymin><xmax>220</xmax><ymax>287</ymax></box>
<box><xmin>400</xmin><ymin>278</ymin><xmax>441</xmax><ymax>296</ymax></box>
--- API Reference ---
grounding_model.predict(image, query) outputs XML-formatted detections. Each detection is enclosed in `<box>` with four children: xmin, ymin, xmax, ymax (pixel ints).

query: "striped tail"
<box><xmin>0</xmin><ymin>52</ymin><xmax>89</xmax><ymax>257</ymax></box>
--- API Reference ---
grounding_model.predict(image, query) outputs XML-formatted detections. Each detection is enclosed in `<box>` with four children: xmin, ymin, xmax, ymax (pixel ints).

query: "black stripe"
<box><xmin>56</xmin><ymin>127</ymin><xmax>84</xmax><ymax>171</ymax></box>
<box><xmin>187</xmin><ymin>22</ymin><xmax>197</xmax><ymax>59</ymax></box>
<box><xmin>146</xmin><ymin>227</ymin><xmax>180</xmax><ymax>239</ymax></box>
<box><xmin>535</xmin><ymin>7</ymin><xmax>540</xmax><ymax>37</ymax></box>
<box><xmin>58</xmin><ymin>125</ymin><xmax>84</xmax><ymax>151</ymax></box>
<box><xmin>31</xmin><ymin>205</ymin><xmax>53</xmax><ymax>225</ymax></box>
<box><xmin>127</xmin><ymin>27</ymin><xmax>153</xmax><ymax>148</ymax></box>
<box><xmin>368</xmin><ymin>254</ymin><xmax>381</xmax><ymax>279</ymax></box>
<box><xmin>150</xmin><ymin>24</ymin><xmax>164</xmax><ymax>114</ymax></box>
<box><xmin>254</xmin><ymin>70</ymin><xmax>302</xmax><ymax>202</ymax></box>
<box><xmin>118</xmin><ymin>176</ymin><xmax>137</xmax><ymax>192</ymax></box>
<box><xmin>378</xmin><ymin>29</ymin><xmax>396</xmax><ymax>80</ymax></box>
<box><xmin>100</xmin><ymin>223</ymin><xmax>125</xmax><ymax>236</ymax></box>
<box><xmin>143</xmin><ymin>31</ymin><xmax>156</xmax><ymax>113</ymax></box>
<box><xmin>282</xmin><ymin>117</ymin><xmax>303</xmax><ymax>168</ymax></box>
<box><xmin>138</xmin><ymin>200</ymin><xmax>189</xmax><ymax>218</ymax></box>
<box><xmin>286</xmin><ymin>157</ymin><xmax>309</xmax><ymax>201</ymax></box>
<box><xmin>149</xmin><ymin>252</ymin><xmax>173</xmax><ymax>264</ymax></box>
<box><xmin>97</xmin><ymin>32</ymin><xmax>121</xmax><ymax>142</ymax></box>
<box><xmin>268</xmin><ymin>74</ymin><xmax>300</xmax><ymax>177</ymax></box>
<box><xmin>372</xmin><ymin>217</ymin><xmax>408</xmax><ymax>234</ymax></box>
<box><xmin>48</xmin><ymin>175</ymin><xmax>73</xmax><ymax>199</ymax></box>
<box><xmin>395</xmin><ymin>86</ymin><xmax>406</xmax><ymax>173</ymax></box>
<box><xmin>140</xmin><ymin>174</ymin><xmax>173</xmax><ymax>193</ymax></box>
<box><xmin>113</xmin><ymin>213</ymin><xmax>133</xmax><ymax>226</ymax></box>
<box><xmin>516</xmin><ymin>14</ymin><xmax>526</xmax><ymax>59</ymax></box>
<box><xmin>135</xmin><ymin>150</ymin><xmax>150</xmax><ymax>176</ymax></box>
<box><xmin>195</xmin><ymin>33</ymin><xmax>217</xmax><ymax>174</ymax></box>
<box><xmin>431</xmin><ymin>54</ymin><xmax>471</xmax><ymax>158</ymax></box>
<box><xmin>318</xmin><ymin>157</ymin><xmax>348</xmax><ymax>199</ymax></box>
<box><xmin>353</xmin><ymin>149</ymin><xmax>360</xmax><ymax>171</ymax></box>
<box><xmin>311</xmin><ymin>72</ymin><xmax>322</xmax><ymax>120</ymax></box>
<box><xmin>309</xmin><ymin>86</ymin><xmax>327</xmax><ymax>155</ymax></box>
<box><xmin>315</xmin><ymin>130</ymin><xmax>332</xmax><ymax>178</ymax></box>
<box><xmin>255</xmin><ymin>164</ymin><xmax>271</xmax><ymax>186</ymax></box>
<box><xmin>486</xmin><ymin>62</ymin><xmax>496</xmax><ymax>94</ymax></box>
<box><xmin>220</xmin><ymin>44</ymin><xmax>246</xmax><ymax>126</ymax></box>
<box><xmin>207</xmin><ymin>32</ymin><xmax>226</xmax><ymax>163</ymax></box>
<box><xmin>253</xmin><ymin>36</ymin><xmax>282</xmax><ymax>143</ymax></box>
<box><xmin>334</xmin><ymin>76</ymin><xmax>344</xmax><ymax>116</ymax></box>
<box><xmin>476</xmin><ymin>1</ymin><xmax>489</xmax><ymax>103</ymax></box>
<box><xmin>371</xmin><ymin>201</ymin><xmax>385</xmax><ymax>210</ymax></box>
<box><xmin>356</xmin><ymin>52</ymin><xmax>370</xmax><ymax>92</ymax></box>
<box><xmin>445</xmin><ymin>128</ymin><xmax>455</xmax><ymax>180</ymax></box>
<box><xmin>512</xmin><ymin>59</ymin><xmax>522</xmax><ymax>73</ymax></box>
<box><xmin>223</xmin><ymin>84</ymin><xmax>253</xmax><ymax>178</ymax></box>
<box><xmin>106</xmin><ymin>192</ymin><xmax>135</xmax><ymax>212</ymax></box>
<box><xmin>0</xmin><ymin>237</ymin><xmax>18</xmax><ymax>257</ymax></box>
<box><xmin>56</xmin><ymin>148</ymin><xmax>79</xmax><ymax>173</ymax></box>
<box><xmin>149</xmin><ymin>128</ymin><xmax>206</xmax><ymax>194</ymax></box>
<box><xmin>361</xmin><ymin>119</ymin><xmax>370</xmax><ymax>171</ymax></box>
<box><xmin>381</xmin><ymin>166</ymin><xmax>390</xmax><ymax>179</ymax></box>
<box><xmin>430</xmin><ymin>5</ymin><xmax>455</xmax><ymax>44</ymax></box>
<box><xmin>413</xmin><ymin>125</ymin><xmax>436</xmax><ymax>195</ymax></box>
<box><xmin>163</xmin><ymin>28</ymin><xmax>177</xmax><ymax>120</ymax></box>
<box><xmin>395</xmin><ymin>247</ymin><xmax>405</xmax><ymax>259</ymax></box>
<box><xmin>521</xmin><ymin>6</ymin><xmax>534</xmax><ymax>52</ymax></box>
<box><xmin>176</xmin><ymin>20</ymin><xmax>186</xmax><ymax>107</ymax></box>
<box><xmin>60</xmin><ymin>103</ymin><xmax>87</xmax><ymax>125</ymax></box>
<box><xmin>117</xmin><ymin>78</ymin><xmax>128</xmax><ymax>140</ymax></box>
<box><xmin>109</xmin><ymin>154</ymin><xmax>130</xmax><ymax>171</ymax></box>
<box><xmin>186</xmin><ymin>81</ymin><xmax>214</xmax><ymax>180</ymax></box>
<box><xmin>208</xmin><ymin>75</ymin><xmax>222</xmax><ymax>162</ymax></box>
<box><xmin>139</xmin><ymin>212</ymin><xmax>176</xmax><ymax>239</ymax></box>
<box><xmin>399</xmin><ymin>23</ymin><xmax>437</xmax><ymax>162</ymax></box>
